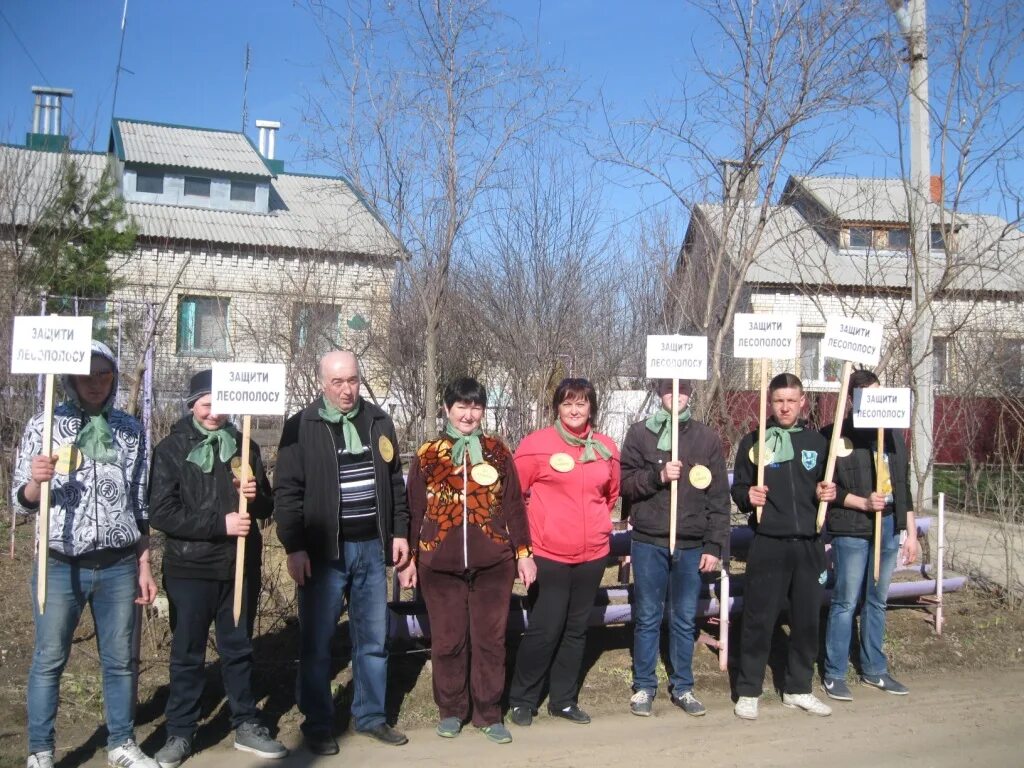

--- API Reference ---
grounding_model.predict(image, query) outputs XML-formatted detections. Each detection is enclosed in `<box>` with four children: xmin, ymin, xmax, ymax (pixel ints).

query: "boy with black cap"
<box><xmin>149</xmin><ymin>370</ymin><xmax>285</xmax><ymax>767</ymax></box>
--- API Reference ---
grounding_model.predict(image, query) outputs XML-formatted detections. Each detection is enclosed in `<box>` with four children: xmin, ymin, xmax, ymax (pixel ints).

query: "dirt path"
<box><xmin>167</xmin><ymin>667</ymin><xmax>1020</xmax><ymax>768</ymax></box>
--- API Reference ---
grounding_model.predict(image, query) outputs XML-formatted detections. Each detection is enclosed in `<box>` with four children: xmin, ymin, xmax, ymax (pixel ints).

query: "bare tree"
<box><xmin>302</xmin><ymin>0</ymin><xmax>567</xmax><ymax>443</ymax></box>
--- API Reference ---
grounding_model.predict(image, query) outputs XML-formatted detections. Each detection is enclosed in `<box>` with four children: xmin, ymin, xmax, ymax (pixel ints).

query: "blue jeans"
<box><xmin>28</xmin><ymin>554</ymin><xmax>139</xmax><ymax>752</ymax></box>
<box><xmin>297</xmin><ymin>539</ymin><xmax>388</xmax><ymax>733</ymax></box>
<box><xmin>631</xmin><ymin>540</ymin><xmax>703</xmax><ymax>696</ymax></box>
<box><xmin>824</xmin><ymin>514</ymin><xmax>899</xmax><ymax>679</ymax></box>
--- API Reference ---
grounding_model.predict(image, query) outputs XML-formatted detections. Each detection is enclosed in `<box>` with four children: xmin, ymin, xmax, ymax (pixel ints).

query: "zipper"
<box><xmin>787</xmin><ymin>452</ymin><xmax>800</xmax><ymax>535</ymax></box>
<box><xmin>369</xmin><ymin>418</ymin><xmax>385</xmax><ymax>558</ymax></box>
<box><xmin>324</xmin><ymin>421</ymin><xmax>342</xmax><ymax>561</ymax></box>
<box><xmin>462</xmin><ymin>452</ymin><xmax>469</xmax><ymax>569</ymax></box>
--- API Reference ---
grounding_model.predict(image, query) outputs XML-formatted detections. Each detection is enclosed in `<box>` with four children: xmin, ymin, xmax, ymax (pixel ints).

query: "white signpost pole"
<box><xmin>645</xmin><ymin>335</ymin><xmax>708</xmax><ymax>555</ymax></box>
<box><xmin>816</xmin><ymin>316</ymin><xmax>885</xmax><ymax>532</ymax></box>
<box><xmin>853</xmin><ymin>386</ymin><xmax>912</xmax><ymax>582</ymax></box>
<box><xmin>10</xmin><ymin>315</ymin><xmax>93</xmax><ymax>614</ymax></box>
<box><xmin>212</xmin><ymin>362</ymin><xmax>287</xmax><ymax>626</ymax></box>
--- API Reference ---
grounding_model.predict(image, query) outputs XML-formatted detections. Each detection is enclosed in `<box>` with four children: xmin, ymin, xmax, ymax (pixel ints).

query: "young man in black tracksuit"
<box><xmin>731</xmin><ymin>372</ymin><xmax>836</xmax><ymax>720</ymax></box>
<box><xmin>149</xmin><ymin>370</ymin><xmax>286</xmax><ymax>767</ymax></box>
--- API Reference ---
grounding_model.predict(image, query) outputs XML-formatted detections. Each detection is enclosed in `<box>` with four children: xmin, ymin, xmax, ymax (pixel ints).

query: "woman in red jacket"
<box><xmin>507</xmin><ymin>378</ymin><xmax>620</xmax><ymax>727</ymax></box>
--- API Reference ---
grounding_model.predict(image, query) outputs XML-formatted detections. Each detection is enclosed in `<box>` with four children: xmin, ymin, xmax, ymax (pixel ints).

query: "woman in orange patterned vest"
<box><xmin>401</xmin><ymin>377</ymin><xmax>535</xmax><ymax>744</ymax></box>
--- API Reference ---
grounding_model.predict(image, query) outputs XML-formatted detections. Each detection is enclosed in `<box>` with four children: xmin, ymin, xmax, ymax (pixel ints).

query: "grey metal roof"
<box><xmin>790</xmin><ymin>176</ymin><xmax>953</xmax><ymax>225</ymax></box>
<box><xmin>691</xmin><ymin>199</ymin><xmax>1024</xmax><ymax>294</ymax></box>
<box><xmin>112</xmin><ymin>119</ymin><xmax>272</xmax><ymax>178</ymax></box>
<box><xmin>1</xmin><ymin>145</ymin><xmax>400</xmax><ymax>257</ymax></box>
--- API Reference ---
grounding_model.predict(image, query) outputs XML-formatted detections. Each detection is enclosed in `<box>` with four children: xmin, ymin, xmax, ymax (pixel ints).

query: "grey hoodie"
<box><xmin>12</xmin><ymin>340</ymin><xmax>148</xmax><ymax>557</ymax></box>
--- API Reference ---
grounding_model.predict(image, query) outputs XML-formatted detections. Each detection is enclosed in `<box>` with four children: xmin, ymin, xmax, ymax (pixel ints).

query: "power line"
<box><xmin>0</xmin><ymin>8</ymin><xmax>50</xmax><ymax>85</ymax></box>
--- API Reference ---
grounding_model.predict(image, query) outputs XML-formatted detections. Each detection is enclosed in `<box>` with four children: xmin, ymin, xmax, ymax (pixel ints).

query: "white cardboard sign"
<box><xmin>733</xmin><ymin>313</ymin><xmax>798</xmax><ymax>359</ymax></box>
<box><xmin>10</xmin><ymin>315</ymin><xmax>93</xmax><ymax>375</ymax></box>
<box><xmin>822</xmin><ymin>316</ymin><xmax>883</xmax><ymax>366</ymax></box>
<box><xmin>211</xmin><ymin>363</ymin><xmax>288</xmax><ymax>416</ymax></box>
<box><xmin>853</xmin><ymin>387</ymin><xmax>912</xmax><ymax>429</ymax></box>
<box><xmin>646</xmin><ymin>335</ymin><xmax>708</xmax><ymax>380</ymax></box>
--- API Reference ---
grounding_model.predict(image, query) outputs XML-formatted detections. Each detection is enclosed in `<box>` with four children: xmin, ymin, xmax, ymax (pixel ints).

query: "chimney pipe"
<box><xmin>930</xmin><ymin>175</ymin><xmax>943</xmax><ymax>205</ymax></box>
<box><xmin>30</xmin><ymin>86</ymin><xmax>74</xmax><ymax>136</ymax></box>
<box><xmin>255</xmin><ymin>119</ymin><xmax>281</xmax><ymax>160</ymax></box>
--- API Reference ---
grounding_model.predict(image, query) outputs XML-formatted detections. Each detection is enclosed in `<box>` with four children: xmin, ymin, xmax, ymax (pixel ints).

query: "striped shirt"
<box><xmin>330</xmin><ymin>421</ymin><xmax>379</xmax><ymax>542</ymax></box>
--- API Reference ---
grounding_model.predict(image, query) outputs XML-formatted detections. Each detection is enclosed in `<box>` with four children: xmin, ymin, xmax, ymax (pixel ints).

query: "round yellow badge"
<box><xmin>378</xmin><ymin>435</ymin><xmax>395</xmax><ymax>463</ymax></box>
<box><xmin>55</xmin><ymin>444</ymin><xmax>82</xmax><ymax>475</ymax></box>
<box><xmin>689</xmin><ymin>465</ymin><xmax>712</xmax><ymax>490</ymax></box>
<box><xmin>748</xmin><ymin>445</ymin><xmax>775</xmax><ymax>466</ymax></box>
<box><xmin>471</xmin><ymin>463</ymin><xmax>499</xmax><ymax>486</ymax></box>
<box><xmin>836</xmin><ymin>437</ymin><xmax>854</xmax><ymax>458</ymax></box>
<box><xmin>230</xmin><ymin>456</ymin><xmax>253</xmax><ymax>481</ymax></box>
<box><xmin>549</xmin><ymin>452</ymin><xmax>575</xmax><ymax>473</ymax></box>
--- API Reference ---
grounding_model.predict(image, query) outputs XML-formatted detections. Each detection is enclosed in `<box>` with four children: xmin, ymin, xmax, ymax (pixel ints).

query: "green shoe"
<box><xmin>436</xmin><ymin>717</ymin><xmax>462</xmax><ymax>738</ymax></box>
<box><xmin>479</xmin><ymin>723</ymin><xmax>512</xmax><ymax>744</ymax></box>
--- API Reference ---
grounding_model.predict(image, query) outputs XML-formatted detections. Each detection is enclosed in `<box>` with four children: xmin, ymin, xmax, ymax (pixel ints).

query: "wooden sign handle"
<box><xmin>669</xmin><ymin>379</ymin><xmax>679</xmax><ymax>554</ymax></box>
<box><xmin>817</xmin><ymin>361</ymin><xmax>853</xmax><ymax>532</ymax></box>
<box><xmin>755</xmin><ymin>360</ymin><xmax>768</xmax><ymax>524</ymax></box>
<box><xmin>874</xmin><ymin>426</ymin><xmax>884</xmax><ymax>582</ymax></box>
<box><xmin>232</xmin><ymin>414</ymin><xmax>252</xmax><ymax>627</ymax></box>
<box><xmin>36</xmin><ymin>373</ymin><xmax>56</xmax><ymax>615</ymax></box>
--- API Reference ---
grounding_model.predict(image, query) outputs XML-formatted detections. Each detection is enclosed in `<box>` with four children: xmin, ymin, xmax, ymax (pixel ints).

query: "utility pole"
<box><xmin>888</xmin><ymin>0</ymin><xmax>934</xmax><ymax>508</ymax></box>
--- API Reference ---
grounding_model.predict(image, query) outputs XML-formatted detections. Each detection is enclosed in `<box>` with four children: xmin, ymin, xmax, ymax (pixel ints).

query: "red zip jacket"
<box><xmin>513</xmin><ymin>425</ymin><xmax>620</xmax><ymax>564</ymax></box>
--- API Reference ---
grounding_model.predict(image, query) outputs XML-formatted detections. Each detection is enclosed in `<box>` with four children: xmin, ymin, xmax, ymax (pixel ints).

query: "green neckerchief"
<box><xmin>445</xmin><ymin>421</ymin><xmax>484</xmax><ymax>467</ymax></box>
<box><xmin>76</xmin><ymin>409</ymin><xmax>118</xmax><ymax>464</ymax></box>
<box><xmin>763</xmin><ymin>422</ymin><xmax>803</xmax><ymax>464</ymax></box>
<box><xmin>555</xmin><ymin>420</ymin><xmax>612</xmax><ymax>463</ymax></box>
<box><xmin>319</xmin><ymin>398</ymin><xmax>366</xmax><ymax>454</ymax></box>
<box><xmin>186</xmin><ymin>418</ymin><xmax>238</xmax><ymax>473</ymax></box>
<box><xmin>644</xmin><ymin>406</ymin><xmax>692</xmax><ymax>452</ymax></box>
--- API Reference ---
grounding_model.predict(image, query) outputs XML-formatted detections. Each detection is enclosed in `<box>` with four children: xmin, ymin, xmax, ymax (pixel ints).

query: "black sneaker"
<box><xmin>154</xmin><ymin>736</ymin><xmax>191</xmax><ymax>768</ymax></box>
<box><xmin>671</xmin><ymin>691</ymin><xmax>707</xmax><ymax>717</ymax></box>
<box><xmin>234</xmin><ymin>723</ymin><xmax>287</xmax><ymax>759</ymax></box>
<box><xmin>304</xmin><ymin>731</ymin><xmax>339</xmax><ymax>756</ymax></box>
<box><xmin>822</xmin><ymin>677</ymin><xmax>853</xmax><ymax>701</ymax></box>
<box><xmin>860</xmin><ymin>673</ymin><xmax>909</xmax><ymax>695</ymax></box>
<box><xmin>357</xmin><ymin>723</ymin><xmax>409</xmax><ymax>746</ymax></box>
<box><xmin>508</xmin><ymin>706</ymin><xmax>534</xmax><ymax>727</ymax></box>
<box><xmin>547</xmin><ymin>704</ymin><xmax>591</xmax><ymax>724</ymax></box>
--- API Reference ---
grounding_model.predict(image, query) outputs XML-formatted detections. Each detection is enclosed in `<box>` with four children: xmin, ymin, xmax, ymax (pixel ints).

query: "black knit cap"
<box><xmin>186</xmin><ymin>369</ymin><xmax>213</xmax><ymax>407</ymax></box>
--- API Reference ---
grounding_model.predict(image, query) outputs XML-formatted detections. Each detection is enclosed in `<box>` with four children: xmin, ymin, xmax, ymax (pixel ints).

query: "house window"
<box><xmin>886</xmin><ymin>228</ymin><xmax>910</xmax><ymax>250</ymax></box>
<box><xmin>231</xmin><ymin>181</ymin><xmax>256</xmax><ymax>202</ymax></box>
<box><xmin>136</xmin><ymin>171</ymin><xmax>164</xmax><ymax>194</ymax></box>
<box><xmin>184</xmin><ymin>176</ymin><xmax>211</xmax><ymax>197</ymax></box>
<box><xmin>800</xmin><ymin>333</ymin><xmax>843</xmax><ymax>383</ymax></box>
<box><xmin>177</xmin><ymin>296</ymin><xmax>229</xmax><ymax>356</ymax></box>
<box><xmin>294</xmin><ymin>303</ymin><xmax>342</xmax><ymax>354</ymax></box>
<box><xmin>995</xmin><ymin>339</ymin><xmax>1024</xmax><ymax>393</ymax></box>
<box><xmin>933</xmin><ymin>336</ymin><xmax>949</xmax><ymax>386</ymax></box>
<box><xmin>931</xmin><ymin>227</ymin><xmax>947</xmax><ymax>250</ymax></box>
<box><xmin>848</xmin><ymin>227</ymin><xmax>872</xmax><ymax>249</ymax></box>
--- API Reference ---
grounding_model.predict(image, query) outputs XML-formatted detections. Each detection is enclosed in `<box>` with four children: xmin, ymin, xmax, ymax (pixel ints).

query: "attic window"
<box><xmin>136</xmin><ymin>171</ymin><xmax>164</xmax><ymax>194</ymax></box>
<box><xmin>848</xmin><ymin>227</ymin><xmax>872</xmax><ymax>249</ymax></box>
<box><xmin>887</xmin><ymin>228</ymin><xmax>910</xmax><ymax>250</ymax></box>
<box><xmin>231</xmin><ymin>181</ymin><xmax>256</xmax><ymax>202</ymax></box>
<box><xmin>184</xmin><ymin>176</ymin><xmax>211</xmax><ymax>197</ymax></box>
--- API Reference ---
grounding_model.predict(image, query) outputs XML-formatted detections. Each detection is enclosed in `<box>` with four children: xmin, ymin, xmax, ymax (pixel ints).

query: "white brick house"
<box><xmin>679</xmin><ymin>174</ymin><xmax>1024</xmax><ymax>397</ymax></box>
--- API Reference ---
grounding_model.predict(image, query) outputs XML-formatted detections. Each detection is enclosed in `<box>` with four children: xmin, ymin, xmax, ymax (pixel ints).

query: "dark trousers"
<box><xmin>509</xmin><ymin>556</ymin><xmax>605</xmax><ymax>711</ymax></box>
<box><xmin>736</xmin><ymin>535</ymin><xmax>825</xmax><ymax>697</ymax></box>
<box><xmin>418</xmin><ymin>558</ymin><xmax>516</xmax><ymax>726</ymax></box>
<box><xmin>164</xmin><ymin>575</ymin><xmax>260</xmax><ymax>737</ymax></box>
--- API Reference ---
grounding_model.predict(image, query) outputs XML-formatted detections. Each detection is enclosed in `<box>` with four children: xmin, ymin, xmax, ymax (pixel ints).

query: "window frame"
<box><xmin>177</xmin><ymin>295</ymin><xmax>230</xmax><ymax>357</ymax></box>
<box><xmin>184</xmin><ymin>176</ymin><xmax>211</xmax><ymax>198</ymax></box>
<box><xmin>848</xmin><ymin>227</ymin><xmax>873</xmax><ymax>249</ymax></box>
<box><xmin>230</xmin><ymin>180</ymin><xmax>257</xmax><ymax>202</ymax></box>
<box><xmin>135</xmin><ymin>171</ymin><xmax>164</xmax><ymax>194</ymax></box>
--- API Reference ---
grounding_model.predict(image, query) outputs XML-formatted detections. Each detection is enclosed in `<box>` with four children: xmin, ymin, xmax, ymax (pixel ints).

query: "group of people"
<box><xmin>12</xmin><ymin>344</ymin><xmax>918</xmax><ymax>768</ymax></box>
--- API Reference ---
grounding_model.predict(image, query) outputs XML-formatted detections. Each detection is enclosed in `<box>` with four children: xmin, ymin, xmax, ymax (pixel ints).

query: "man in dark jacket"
<box><xmin>149</xmin><ymin>370</ymin><xmax>285</xmax><ymax>767</ymax></box>
<box><xmin>731</xmin><ymin>372</ymin><xmax>836</xmax><ymax>721</ymax></box>
<box><xmin>274</xmin><ymin>350</ymin><xmax>410</xmax><ymax>755</ymax></box>
<box><xmin>820</xmin><ymin>368</ymin><xmax>918</xmax><ymax>701</ymax></box>
<box><xmin>620</xmin><ymin>379</ymin><xmax>729</xmax><ymax>718</ymax></box>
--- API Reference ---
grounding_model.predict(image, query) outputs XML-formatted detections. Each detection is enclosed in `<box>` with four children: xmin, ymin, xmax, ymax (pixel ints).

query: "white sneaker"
<box><xmin>734</xmin><ymin>696</ymin><xmax>759</xmax><ymax>720</ymax></box>
<box><xmin>108</xmin><ymin>740</ymin><xmax>159</xmax><ymax>768</ymax></box>
<box><xmin>27</xmin><ymin>752</ymin><xmax>55</xmax><ymax>768</ymax></box>
<box><xmin>782</xmin><ymin>692</ymin><xmax>832</xmax><ymax>717</ymax></box>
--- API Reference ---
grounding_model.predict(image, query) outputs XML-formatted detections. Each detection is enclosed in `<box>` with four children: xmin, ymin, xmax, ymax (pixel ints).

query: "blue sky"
<box><xmin>2</xmin><ymin>1</ymin><xmax>1021</xmax><ymax>224</ymax></box>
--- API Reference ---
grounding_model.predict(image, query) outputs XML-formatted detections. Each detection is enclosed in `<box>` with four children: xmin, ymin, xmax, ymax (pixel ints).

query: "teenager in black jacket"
<box><xmin>730</xmin><ymin>372</ymin><xmax>836</xmax><ymax>721</ymax></box>
<box><xmin>820</xmin><ymin>368</ymin><xmax>918</xmax><ymax>701</ymax></box>
<box><xmin>149</xmin><ymin>370</ymin><xmax>285</xmax><ymax>766</ymax></box>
